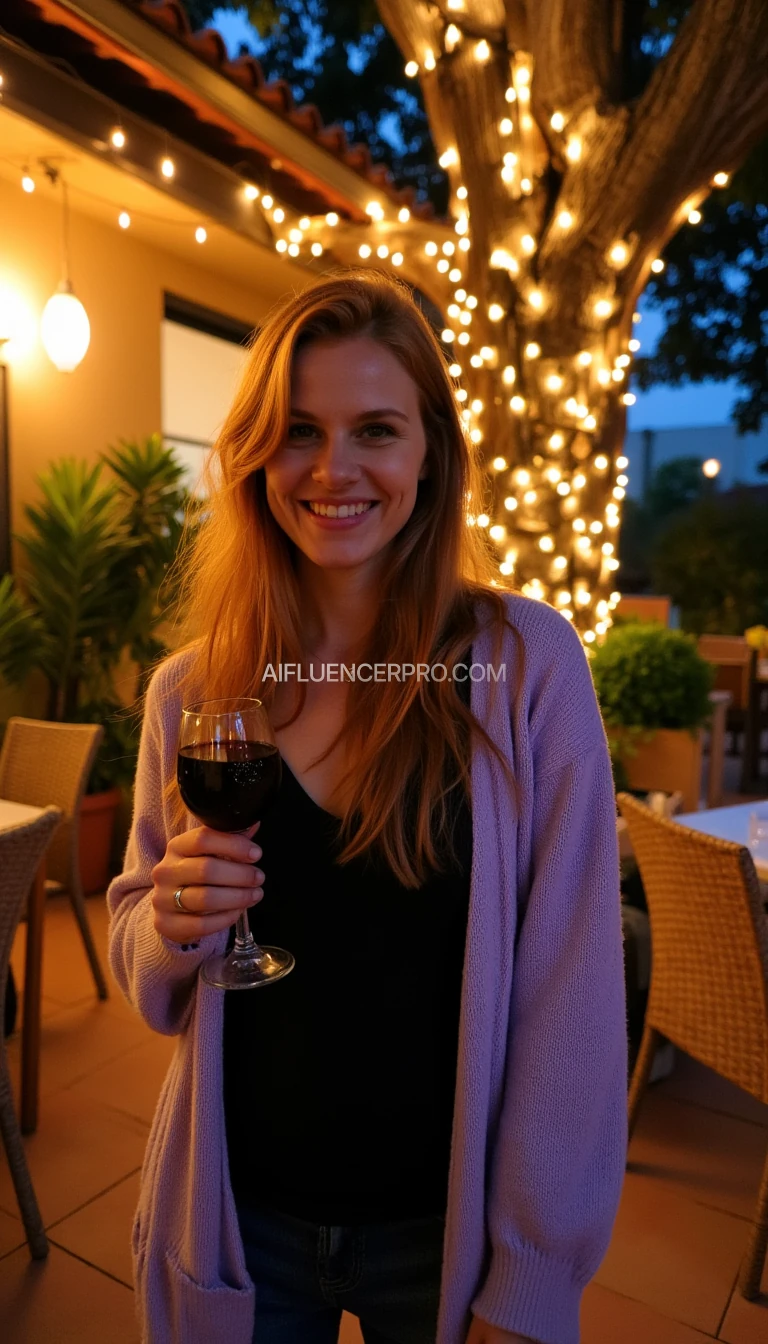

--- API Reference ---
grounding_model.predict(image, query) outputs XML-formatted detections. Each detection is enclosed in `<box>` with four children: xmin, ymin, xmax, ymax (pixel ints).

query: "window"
<box><xmin>161</xmin><ymin>294</ymin><xmax>253</xmax><ymax>492</ymax></box>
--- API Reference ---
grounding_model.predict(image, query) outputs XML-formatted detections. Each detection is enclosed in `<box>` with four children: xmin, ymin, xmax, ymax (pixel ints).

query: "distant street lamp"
<box><xmin>702</xmin><ymin>458</ymin><xmax>721</xmax><ymax>479</ymax></box>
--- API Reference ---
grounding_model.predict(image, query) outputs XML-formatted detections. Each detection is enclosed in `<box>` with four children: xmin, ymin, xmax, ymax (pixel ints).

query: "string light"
<box><xmin>557</xmin><ymin>211</ymin><xmax>574</xmax><ymax>229</ymax></box>
<box><xmin>713</xmin><ymin>172</ymin><xmax>730</xmax><ymax>186</ymax></box>
<box><xmin>488</xmin><ymin>303</ymin><xmax>505</xmax><ymax>321</ymax></box>
<box><xmin>651</xmin><ymin>258</ymin><xmax>665</xmax><ymax>273</ymax></box>
<box><xmin>110</xmin><ymin>127</ymin><xmax>126</xmax><ymax>150</ymax></box>
<box><xmin>551</xmin><ymin>112</ymin><xmax>565</xmax><ymax>132</ymax></box>
<box><xmin>546</xmin><ymin>374</ymin><xmax>564</xmax><ymax>392</ymax></box>
<box><xmin>566</xmin><ymin>137</ymin><xmax>582</xmax><ymax>163</ymax></box>
<box><xmin>528</xmin><ymin>289</ymin><xmax>544</xmax><ymax>310</ymax></box>
<box><xmin>609</xmin><ymin>243</ymin><xmax>629</xmax><ymax>266</ymax></box>
<box><xmin>688</xmin><ymin>208</ymin><xmax>702</xmax><ymax>224</ymax></box>
<box><xmin>118</xmin><ymin>211</ymin><xmax>131</xmax><ymax>229</ymax></box>
<box><xmin>577</xmin><ymin>350</ymin><xmax>592</xmax><ymax>367</ymax></box>
<box><xmin>195</xmin><ymin>226</ymin><xmax>207</xmax><ymax>243</ymax></box>
<box><xmin>366</xmin><ymin>201</ymin><xmax>385</xmax><ymax>221</ymax></box>
<box><xmin>502</xmin><ymin>365</ymin><xmax>516</xmax><ymax>385</ymax></box>
<box><xmin>273</xmin><ymin>207</ymin><xmax>285</xmax><ymax>223</ymax></box>
<box><xmin>457</xmin><ymin>185</ymin><xmax>468</xmax><ymax>200</ymax></box>
<box><xmin>424</xmin><ymin>49</ymin><xmax>437</xmax><ymax>71</ymax></box>
<box><xmin>262</xmin><ymin>195</ymin><xmax>274</xmax><ymax>209</ymax></box>
<box><xmin>160</xmin><ymin>157</ymin><xmax>175</xmax><ymax>179</ymax></box>
<box><xmin>405</xmin><ymin>60</ymin><xmax>419</xmax><ymax>77</ymax></box>
<box><xmin>474</xmin><ymin>40</ymin><xmax>491</xmax><ymax>62</ymax></box>
<box><xmin>245</xmin><ymin>184</ymin><xmax>260</xmax><ymax>201</ymax></box>
<box><xmin>524</xmin><ymin>342</ymin><xmax>541</xmax><ymax>359</ymax></box>
<box><xmin>439</xmin><ymin>148</ymin><xmax>459</xmax><ymax>168</ymax></box>
<box><xmin>425</xmin><ymin>241</ymin><xmax>438</xmax><ymax>256</ymax></box>
<box><xmin>359</xmin><ymin>244</ymin><xmax>372</xmax><ymax>258</ymax></box>
<box><xmin>594</xmin><ymin>299</ymin><xmax>613</xmax><ymax>319</ymax></box>
<box><xmin>622</xmin><ymin>393</ymin><xmax>636</xmax><ymax>406</ymax></box>
<box><xmin>505</xmin><ymin>87</ymin><xmax>516</xmax><ymax>103</ymax></box>
<box><xmin>21</xmin><ymin>171</ymin><xmax>35</xmax><ymax>193</ymax></box>
<box><xmin>499</xmin><ymin>118</ymin><xmax>513</xmax><ymax>135</ymax></box>
<box><xmin>398</xmin><ymin>206</ymin><xmax>411</xmax><ymax>223</ymax></box>
<box><xmin>521</xmin><ymin>234</ymin><xmax>536</xmax><ymax>255</ymax></box>
<box><xmin>311</xmin><ymin>242</ymin><xmax>324</xmax><ymax>257</ymax></box>
<box><xmin>510</xmin><ymin>396</ymin><xmax>526</xmax><ymax>413</ymax></box>
<box><xmin>629</xmin><ymin>339</ymin><xmax>641</xmax><ymax>352</ymax></box>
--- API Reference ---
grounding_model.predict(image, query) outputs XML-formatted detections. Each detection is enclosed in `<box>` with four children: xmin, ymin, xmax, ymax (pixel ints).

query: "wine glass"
<box><xmin>177</xmin><ymin>698</ymin><xmax>295</xmax><ymax>990</ymax></box>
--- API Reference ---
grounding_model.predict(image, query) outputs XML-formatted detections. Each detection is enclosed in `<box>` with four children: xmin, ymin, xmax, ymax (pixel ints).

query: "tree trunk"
<box><xmin>314</xmin><ymin>0</ymin><xmax>768</xmax><ymax>638</ymax></box>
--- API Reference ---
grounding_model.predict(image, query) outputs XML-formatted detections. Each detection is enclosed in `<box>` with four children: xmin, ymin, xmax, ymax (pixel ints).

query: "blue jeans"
<box><xmin>237</xmin><ymin>1199</ymin><xmax>445</xmax><ymax>1343</ymax></box>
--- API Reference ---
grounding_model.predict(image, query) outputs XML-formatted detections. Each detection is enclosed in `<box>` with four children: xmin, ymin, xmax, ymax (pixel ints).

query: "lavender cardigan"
<box><xmin>107</xmin><ymin>593</ymin><xmax>628</xmax><ymax>1344</ymax></box>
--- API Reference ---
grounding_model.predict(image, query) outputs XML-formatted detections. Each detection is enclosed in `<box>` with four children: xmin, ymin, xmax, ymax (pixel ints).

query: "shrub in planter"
<box><xmin>590</xmin><ymin>623</ymin><xmax>714</xmax><ymax>811</ymax></box>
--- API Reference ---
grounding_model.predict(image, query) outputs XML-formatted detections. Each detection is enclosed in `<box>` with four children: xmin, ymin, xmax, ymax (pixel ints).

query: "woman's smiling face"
<box><xmin>264</xmin><ymin>335</ymin><xmax>429</xmax><ymax>574</ymax></box>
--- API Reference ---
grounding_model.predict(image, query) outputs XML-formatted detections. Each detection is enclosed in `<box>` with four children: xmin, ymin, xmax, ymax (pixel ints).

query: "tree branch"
<box><xmin>526</xmin><ymin>0</ymin><xmax>619</xmax><ymax>115</ymax></box>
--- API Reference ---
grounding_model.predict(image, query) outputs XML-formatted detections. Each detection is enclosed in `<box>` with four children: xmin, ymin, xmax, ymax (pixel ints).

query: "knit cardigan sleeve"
<box><xmin>471</xmin><ymin>613</ymin><xmax>628</xmax><ymax>1344</ymax></box>
<box><xmin>106</xmin><ymin>657</ymin><xmax>226</xmax><ymax>1036</ymax></box>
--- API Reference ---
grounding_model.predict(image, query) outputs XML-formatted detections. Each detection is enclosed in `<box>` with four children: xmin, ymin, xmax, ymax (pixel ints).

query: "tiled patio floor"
<box><xmin>1</xmin><ymin>889</ymin><xmax>766</xmax><ymax>1343</ymax></box>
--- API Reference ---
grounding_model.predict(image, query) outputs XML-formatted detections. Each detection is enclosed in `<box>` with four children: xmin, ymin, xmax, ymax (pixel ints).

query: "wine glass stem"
<box><xmin>234</xmin><ymin>911</ymin><xmax>264</xmax><ymax>958</ymax></box>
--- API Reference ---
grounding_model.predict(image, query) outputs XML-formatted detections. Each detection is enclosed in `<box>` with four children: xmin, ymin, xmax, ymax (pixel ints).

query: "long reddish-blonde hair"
<box><xmin>167</xmin><ymin>268</ymin><xmax>516</xmax><ymax>886</ymax></box>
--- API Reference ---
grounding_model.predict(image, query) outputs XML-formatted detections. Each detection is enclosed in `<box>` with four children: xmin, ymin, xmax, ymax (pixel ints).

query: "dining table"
<box><xmin>0</xmin><ymin>797</ymin><xmax>51</xmax><ymax>1134</ymax></box>
<box><xmin>674</xmin><ymin>801</ymin><xmax>768</xmax><ymax>881</ymax></box>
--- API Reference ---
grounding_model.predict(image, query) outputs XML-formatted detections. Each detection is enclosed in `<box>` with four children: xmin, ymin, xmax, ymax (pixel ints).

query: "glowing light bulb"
<box><xmin>471</xmin><ymin>398</ymin><xmax>484</xmax><ymax>413</ymax></box>
<box><xmin>474</xmin><ymin>40</ymin><xmax>490</xmax><ymax>62</ymax></box>
<box><xmin>439</xmin><ymin>148</ymin><xmax>458</xmax><ymax>169</ymax></box>
<box><xmin>110</xmin><ymin>127</ymin><xmax>126</xmax><ymax>149</ymax></box>
<box><xmin>521</xmin><ymin>234</ymin><xmax>536</xmax><ymax>255</ymax></box>
<box><xmin>612</xmin><ymin>368</ymin><xmax>625</xmax><ymax>382</ymax></box>
<box><xmin>359</xmin><ymin>244</ymin><xmax>372</xmax><ymax>258</ymax></box>
<box><xmin>523</xmin><ymin>489</ymin><xmax>537</xmax><ymax>504</ymax></box>
<box><xmin>703</xmin><ymin>458</ymin><xmax>721</xmax><ymax>478</ymax></box>
<box><xmin>528</xmin><ymin>289</ymin><xmax>544</xmax><ymax>310</ymax></box>
<box><xmin>488</xmin><ymin>303</ymin><xmax>505</xmax><ymax>321</ymax></box>
<box><xmin>577</xmin><ymin>351</ymin><xmax>593</xmax><ymax>367</ymax></box>
<box><xmin>594</xmin><ymin>299</ymin><xmax>613</xmax><ymax>319</ymax></box>
<box><xmin>299</xmin><ymin>217</ymin><xmax>311</xmax><ymax>230</ymax></box>
<box><xmin>437</xmin><ymin>259</ymin><xmax>450</xmax><ymax>273</ymax></box>
<box><xmin>479</xmin><ymin>346</ymin><xmax>495</xmax><ymax>362</ymax></box>
<box><xmin>573</xmin><ymin>473</ymin><xmax>587</xmax><ymax>489</ymax></box>
<box><xmin>557</xmin><ymin>482</ymin><xmax>571</xmax><ymax>495</ymax></box>
<box><xmin>366</xmin><ymin>200</ymin><xmax>384</xmax><ymax>220</ymax></box>
<box><xmin>289</xmin><ymin>228</ymin><xmax>303</xmax><ymax>243</ymax></box>
<box><xmin>651</xmin><ymin>258</ymin><xmax>665</xmax><ymax>273</ymax></box>
<box><xmin>441</xmin><ymin>328</ymin><xmax>456</xmax><ymax>343</ymax></box>
<box><xmin>613</xmin><ymin>486</ymin><xmax>626</xmax><ymax>500</ymax></box>
<box><xmin>557</xmin><ymin>211</ymin><xmax>574</xmax><ymax>229</ymax></box>
<box><xmin>524</xmin><ymin>342</ymin><xmax>541</xmax><ymax>359</ymax></box>
<box><xmin>688</xmin><ymin>208</ymin><xmax>702</xmax><ymax>224</ymax></box>
<box><xmin>502</xmin><ymin>363</ymin><xmax>516</xmax><ymax>386</ymax></box>
<box><xmin>510</xmin><ymin>396</ymin><xmax>526</xmax><ymax>413</ymax></box>
<box><xmin>424</xmin><ymin>48</ymin><xmax>436</xmax><ymax>71</ymax></box>
<box><xmin>445</xmin><ymin>24</ymin><xmax>462</xmax><ymax>51</ymax></box>
<box><xmin>405</xmin><ymin>60</ymin><xmax>419</xmax><ymax>77</ymax></box>
<box><xmin>442</xmin><ymin>241</ymin><xmax>456</xmax><ymax>256</ymax></box>
<box><xmin>499</xmin><ymin>118</ymin><xmax>513</xmax><ymax>135</ymax></box>
<box><xmin>21</xmin><ymin>172</ymin><xmax>35</xmax><ymax>193</ymax></box>
<box><xmin>261</xmin><ymin>195</ymin><xmax>274</xmax><ymax>209</ymax></box>
<box><xmin>566</xmin><ymin>137</ymin><xmax>582</xmax><ymax>163</ymax></box>
<box><xmin>546</xmin><ymin>374</ymin><xmax>564</xmax><ymax>392</ymax></box>
<box><xmin>470</xmin><ymin>428</ymin><xmax>483</xmax><ymax>443</ymax></box>
<box><xmin>505</xmin><ymin>87</ymin><xmax>516</xmax><ymax>102</ymax></box>
<box><xmin>275</xmin><ymin>239</ymin><xmax>288</xmax><ymax>253</ymax></box>
<box><xmin>551</xmin><ymin>111</ymin><xmax>566</xmax><ymax>132</ymax></box>
<box><xmin>458</xmin><ymin>237</ymin><xmax>471</xmax><ymax>251</ymax></box>
<box><xmin>161</xmin><ymin>157</ymin><xmax>175</xmax><ymax>179</ymax></box>
<box><xmin>457</xmin><ymin>185</ymin><xmax>468</xmax><ymax>199</ymax></box>
<box><xmin>245</xmin><ymin>184</ymin><xmax>260</xmax><ymax>201</ymax></box>
<box><xmin>549</xmin><ymin>433</ymin><xmax>564</xmax><ymax>450</ymax></box>
<box><xmin>622</xmin><ymin>393</ymin><xmax>636</xmax><ymax>406</ymax></box>
<box><xmin>425</xmin><ymin>241</ymin><xmax>438</xmax><ymax>256</ymax></box>
<box><xmin>597</xmin><ymin>368</ymin><xmax>611</xmax><ymax>386</ymax></box>
<box><xmin>713</xmin><ymin>172</ymin><xmax>730</xmax><ymax>187</ymax></box>
<box><xmin>377</xmin><ymin>244</ymin><xmax>389</xmax><ymax>258</ymax></box>
<box><xmin>594</xmin><ymin>455</ymin><xmax>609</xmax><ymax>470</ymax></box>
<box><xmin>118</xmin><ymin>211</ymin><xmax>131</xmax><ymax>229</ymax></box>
<box><xmin>457</xmin><ymin>332</ymin><xmax>470</xmax><ymax>345</ymax></box>
<box><xmin>492</xmin><ymin>457</ymin><xmax>507</xmax><ymax>471</ymax></box>
<box><xmin>195</xmin><ymin>226</ymin><xmax>207</xmax><ymax>244</ymax></box>
<box><xmin>288</xmin><ymin>243</ymin><xmax>300</xmax><ymax>257</ymax></box>
<box><xmin>617</xmin><ymin>456</ymin><xmax>629</xmax><ymax>469</ymax></box>
<box><xmin>398</xmin><ymin>206</ymin><xmax>410</xmax><ymax>223</ymax></box>
<box><xmin>539</xmin><ymin>536</ymin><xmax>555</xmax><ymax>552</ymax></box>
<box><xmin>273</xmin><ymin>208</ymin><xmax>285</xmax><ymax>223</ymax></box>
<box><xmin>609</xmin><ymin>243</ymin><xmax>629</xmax><ymax>266</ymax></box>
<box><xmin>504</xmin><ymin>497</ymin><xmax>518</xmax><ymax>511</ymax></box>
<box><xmin>311</xmin><ymin>242</ymin><xmax>324</xmax><ymax>257</ymax></box>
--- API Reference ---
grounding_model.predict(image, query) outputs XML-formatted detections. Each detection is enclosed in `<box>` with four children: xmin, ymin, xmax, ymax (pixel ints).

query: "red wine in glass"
<box><xmin>177</xmin><ymin>699</ymin><xmax>294</xmax><ymax>990</ymax></box>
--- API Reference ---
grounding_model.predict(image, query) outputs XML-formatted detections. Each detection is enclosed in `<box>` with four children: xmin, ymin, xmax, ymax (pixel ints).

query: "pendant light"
<box><xmin>40</xmin><ymin>168</ymin><xmax>90</xmax><ymax>373</ymax></box>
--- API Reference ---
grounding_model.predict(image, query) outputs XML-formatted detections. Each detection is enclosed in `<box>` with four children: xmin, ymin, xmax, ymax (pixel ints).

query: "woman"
<box><xmin>108</xmin><ymin>270</ymin><xmax>628</xmax><ymax>1344</ymax></box>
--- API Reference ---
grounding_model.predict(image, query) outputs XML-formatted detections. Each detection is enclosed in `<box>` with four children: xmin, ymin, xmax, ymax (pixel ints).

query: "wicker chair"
<box><xmin>0</xmin><ymin>805</ymin><xmax>63</xmax><ymax>1257</ymax></box>
<box><xmin>0</xmin><ymin>719</ymin><xmax>108</xmax><ymax>1000</ymax></box>
<box><xmin>617</xmin><ymin>792</ymin><xmax>768</xmax><ymax>1300</ymax></box>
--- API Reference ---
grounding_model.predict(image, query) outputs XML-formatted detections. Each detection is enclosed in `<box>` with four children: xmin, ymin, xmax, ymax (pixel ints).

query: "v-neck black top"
<box><xmin>223</xmin><ymin>657</ymin><xmax>473</xmax><ymax>1225</ymax></box>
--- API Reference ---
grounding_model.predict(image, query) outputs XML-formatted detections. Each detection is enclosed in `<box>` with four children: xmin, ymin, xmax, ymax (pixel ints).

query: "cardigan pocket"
<box><xmin>162</xmin><ymin>1245</ymin><xmax>255</xmax><ymax>1344</ymax></box>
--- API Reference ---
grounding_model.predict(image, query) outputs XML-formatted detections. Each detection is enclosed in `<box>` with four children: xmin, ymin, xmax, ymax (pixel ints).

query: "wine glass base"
<box><xmin>201</xmin><ymin>946</ymin><xmax>295</xmax><ymax>991</ymax></box>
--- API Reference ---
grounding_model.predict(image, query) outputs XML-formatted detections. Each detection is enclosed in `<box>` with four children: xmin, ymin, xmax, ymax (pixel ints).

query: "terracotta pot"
<box><xmin>614</xmin><ymin>727</ymin><xmax>704</xmax><ymax>814</ymax></box>
<box><xmin>78</xmin><ymin>787</ymin><xmax>123</xmax><ymax>895</ymax></box>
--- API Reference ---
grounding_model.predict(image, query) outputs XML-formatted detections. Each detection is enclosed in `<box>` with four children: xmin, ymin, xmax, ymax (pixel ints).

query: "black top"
<box><xmin>223</xmin><ymin>655</ymin><xmax>473</xmax><ymax>1224</ymax></box>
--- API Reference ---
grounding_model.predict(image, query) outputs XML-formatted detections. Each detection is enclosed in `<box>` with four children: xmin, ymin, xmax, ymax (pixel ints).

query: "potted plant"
<box><xmin>590</xmin><ymin>622</ymin><xmax>714</xmax><ymax>813</ymax></box>
<box><xmin>0</xmin><ymin>436</ymin><xmax>193</xmax><ymax>891</ymax></box>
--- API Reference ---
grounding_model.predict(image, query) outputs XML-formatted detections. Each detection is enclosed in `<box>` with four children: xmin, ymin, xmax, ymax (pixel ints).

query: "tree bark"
<box><xmin>339</xmin><ymin>0</ymin><xmax>768</xmax><ymax>634</ymax></box>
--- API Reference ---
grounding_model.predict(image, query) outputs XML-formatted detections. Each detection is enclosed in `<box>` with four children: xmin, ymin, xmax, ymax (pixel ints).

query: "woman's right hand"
<box><xmin>151</xmin><ymin>823</ymin><xmax>264</xmax><ymax>945</ymax></box>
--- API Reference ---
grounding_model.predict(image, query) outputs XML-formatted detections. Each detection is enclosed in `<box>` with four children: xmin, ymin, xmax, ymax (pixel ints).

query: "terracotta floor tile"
<box><xmin>581</xmin><ymin>1280</ymin><xmax>716</xmax><ymax>1342</ymax></box>
<box><xmin>0</xmin><ymin>1207</ymin><xmax>25</xmax><ymax>1261</ymax></box>
<box><xmin>595</xmin><ymin>1170</ymin><xmax>748</xmax><ymax>1334</ymax></box>
<box><xmin>655</xmin><ymin>1052</ymin><xmax>768</xmax><ymax>1130</ymax></box>
<box><xmin>0</xmin><ymin>1242</ymin><xmax>139</xmax><ymax>1343</ymax></box>
<box><xmin>339</xmin><ymin>1312</ymin><xmax>364</xmax><ymax>1344</ymax></box>
<box><xmin>48</xmin><ymin>1171</ymin><xmax>140</xmax><ymax>1288</ymax></box>
<box><xmin>0</xmin><ymin>1089</ymin><xmax>146</xmax><ymax>1227</ymax></box>
<box><xmin>628</xmin><ymin>1089</ymin><xmax>768</xmax><ymax>1221</ymax></box>
<box><xmin>66</xmin><ymin>1034</ymin><xmax>175</xmax><ymax>1127</ymax></box>
<box><xmin>5</xmin><ymin>1000</ymin><xmax>149</xmax><ymax>1102</ymax></box>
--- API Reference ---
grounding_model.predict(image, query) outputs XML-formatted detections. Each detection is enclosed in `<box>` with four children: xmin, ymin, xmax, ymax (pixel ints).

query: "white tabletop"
<box><xmin>675</xmin><ymin>802</ymin><xmax>768</xmax><ymax>880</ymax></box>
<box><xmin>0</xmin><ymin>798</ymin><xmax>46</xmax><ymax>830</ymax></box>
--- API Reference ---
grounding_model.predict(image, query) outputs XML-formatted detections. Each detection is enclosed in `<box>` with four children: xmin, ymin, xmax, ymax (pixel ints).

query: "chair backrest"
<box><xmin>0</xmin><ymin>719</ymin><xmax>102</xmax><ymax>888</ymax></box>
<box><xmin>617</xmin><ymin>792</ymin><xmax>768</xmax><ymax>1103</ymax></box>
<box><xmin>0</xmin><ymin>807</ymin><xmax>62</xmax><ymax>995</ymax></box>
<box><xmin>697</xmin><ymin>635</ymin><xmax>755</xmax><ymax>710</ymax></box>
<box><xmin>616</xmin><ymin>595</ymin><xmax>671</xmax><ymax>625</ymax></box>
